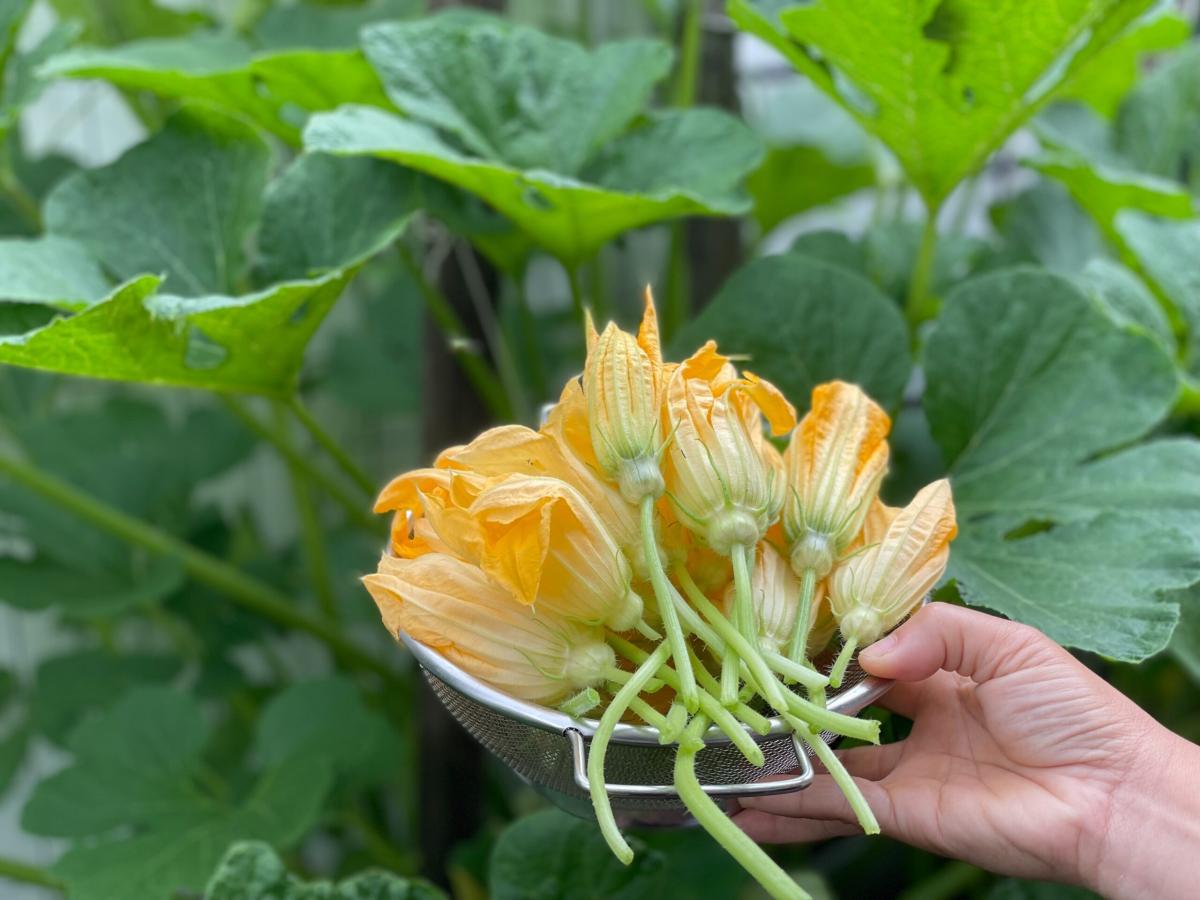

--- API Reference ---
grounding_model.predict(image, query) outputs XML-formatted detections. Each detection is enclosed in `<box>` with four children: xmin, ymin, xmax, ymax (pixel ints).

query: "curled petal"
<box><xmin>637</xmin><ymin>285</ymin><xmax>664</xmax><ymax>368</ymax></box>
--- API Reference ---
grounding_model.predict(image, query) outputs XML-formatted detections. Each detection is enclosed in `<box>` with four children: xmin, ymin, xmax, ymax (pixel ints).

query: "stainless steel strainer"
<box><xmin>403</xmin><ymin>632</ymin><xmax>894</xmax><ymax>827</ymax></box>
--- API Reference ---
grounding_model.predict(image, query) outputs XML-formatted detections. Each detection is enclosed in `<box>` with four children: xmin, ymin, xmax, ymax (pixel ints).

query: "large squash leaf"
<box><xmin>305</xmin><ymin>13</ymin><xmax>761</xmax><ymax>264</ymax></box>
<box><xmin>730</xmin><ymin>0</ymin><xmax>1160</xmax><ymax>209</ymax></box>
<box><xmin>924</xmin><ymin>267</ymin><xmax>1200</xmax><ymax>660</ymax></box>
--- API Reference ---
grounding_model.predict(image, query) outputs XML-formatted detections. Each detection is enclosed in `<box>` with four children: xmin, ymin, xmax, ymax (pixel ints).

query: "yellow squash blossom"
<box><xmin>470</xmin><ymin>475</ymin><xmax>644</xmax><ymax>632</ymax></box>
<box><xmin>662</xmin><ymin>342</ymin><xmax>796</xmax><ymax>555</ymax></box>
<box><xmin>582</xmin><ymin>288</ymin><xmax>667</xmax><ymax>502</ymax></box>
<box><xmin>784</xmin><ymin>381</ymin><xmax>891</xmax><ymax>578</ymax></box>
<box><xmin>829</xmin><ymin>478</ymin><xmax>957</xmax><ymax>652</ymax></box>
<box><xmin>374</xmin><ymin>468</ymin><xmax>488</xmax><ymax>562</ymax></box>
<box><xmin>365</xmin><ymin>553</ymin><xmax>614</xmax><ymax>705</ymax></box>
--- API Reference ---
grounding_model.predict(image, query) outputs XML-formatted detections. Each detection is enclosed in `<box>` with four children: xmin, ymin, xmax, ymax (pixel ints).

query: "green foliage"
<box><xmin>206</xmin><ymin>841</ymin><xmax>444</xmax><ymax>900</ymax></box>
<box><xmin>305</xmin><ymin>12</ymin><xmax>761</xmax><ymax>264</ymax></box>
<box><xmin>672</xmin><ymin>254</ymin><xmax>911</xmax><ymax>408</ymax></box>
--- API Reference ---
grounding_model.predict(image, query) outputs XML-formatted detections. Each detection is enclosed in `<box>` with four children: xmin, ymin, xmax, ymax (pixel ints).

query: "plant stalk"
<box><xmin>288</xmin><ymin>396</ymin><xmax>376</xmax><ymax>498</ymax></box>
<box><xmin>0</xmin><ymin>855</ymin><xmax>62</xmax><ymax>891</ymax></box>
<box><xmin>786</xmin><ymin>567</ymin><xmax>817</xmax><ymax>664</ymax></box>
<box><xmin>641</xmin><ymin>496</ymin><xmax>698</xmax><ymax>710</ymax></box>
<box><xmin>788</xmin><ymin>717</ymin><xmax>880</xmax><ymax>835</ymax></box>
<box><xmin>905</xmin><ymin>212</ymin><xmax>939</xmax><ymax>327</ymax></box>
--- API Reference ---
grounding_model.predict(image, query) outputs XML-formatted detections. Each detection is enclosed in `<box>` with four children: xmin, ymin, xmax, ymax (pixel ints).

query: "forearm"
<box><xmin>1090</xmin><ymin>729</ymin><xmax>1200</xmax><ymax>900</ymax></box>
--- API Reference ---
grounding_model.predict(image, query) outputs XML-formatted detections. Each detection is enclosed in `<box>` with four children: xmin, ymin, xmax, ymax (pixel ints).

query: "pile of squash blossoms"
<box><xmin>364</xmin><ymin>292</ymin><xmax>956</xmax><ymax>900</ymax></box>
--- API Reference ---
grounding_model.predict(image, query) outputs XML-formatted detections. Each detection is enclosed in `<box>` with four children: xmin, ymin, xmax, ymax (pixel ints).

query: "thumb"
<box><xmin>857</xmin><ymin>602</ymin><xmax>1051</xmax><ymax>684</ymax></box>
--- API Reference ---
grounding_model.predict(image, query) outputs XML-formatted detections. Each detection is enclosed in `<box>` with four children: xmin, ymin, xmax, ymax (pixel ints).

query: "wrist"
<box><xmin>1088</xmin><ymin>726</ymin><xmax>1200</xmax><ymax>900</ymax></box>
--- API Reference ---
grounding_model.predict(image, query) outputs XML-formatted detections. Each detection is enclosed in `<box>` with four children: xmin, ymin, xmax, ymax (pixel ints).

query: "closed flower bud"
<box><xmin>364</xmin><ymin>553</ymin><xmax>614</xmax><ymax>705</ymax></box>
<box><xmin>784</xmin><ymin>381</ymin><xmax>891</xmax><ymax>577</ymax></box>
<box><xmin>829</xmin><ymin>480</ymin><xmax>957</xmax><ymax>646</ymax></box>
<box><xmin>662</xmin><ymin>343</ymin><xmax>796</xmax><ymax>555</ymax></box>
<box><xmin>582</xmin><ymin>288</ymin><xmax>667</xmax><ymax>502</ymax></box>
<box><xmin>470</xmin><ymin>475</ymin><xmax>643</xmax><ymax>632</ymax></box>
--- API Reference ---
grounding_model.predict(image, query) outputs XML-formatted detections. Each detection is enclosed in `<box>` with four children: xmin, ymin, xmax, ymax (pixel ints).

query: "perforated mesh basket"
<box><xmin>404</xmin><ymin>633</ymin><xmax>892</xmax><ymax>826</ymax></box>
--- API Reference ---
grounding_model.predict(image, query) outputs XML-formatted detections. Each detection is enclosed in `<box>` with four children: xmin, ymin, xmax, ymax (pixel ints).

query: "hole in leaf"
<box><xmin>184</xmin><ymin>327</ymin><xmax>228</xmax><ymax>370</ymax></box>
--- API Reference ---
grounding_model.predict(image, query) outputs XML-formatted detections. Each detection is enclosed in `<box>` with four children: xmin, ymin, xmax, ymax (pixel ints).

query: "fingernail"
<box><xmin>860</xmin><ymin>633</ymin><xmax>898</xmax><ymax>661</ymax></box>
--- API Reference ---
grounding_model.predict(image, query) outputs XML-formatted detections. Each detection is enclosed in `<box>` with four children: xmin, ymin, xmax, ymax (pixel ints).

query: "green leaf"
<box><xmin>924</xmin><ymin>267</ymin><xmax>1193</xmax><ymax>660</ymax></box>
<box><xmin>256</xmin><ymin>153</ymin><xmax>419</xmax><ymax>285</ymax></box>
<box><xmin>0</xmin><ymin>554</ymin><xmax>184</xmax><ymax>616</ymax></box>
<box><xmin>989</xmin><ymin>181</ymin><xmax>1105</xmax><ymax>274</ymax></box>
<box><xmin>860</xmin><ymin>221</ymin><xmax>991</xmax><ymax>302</ymax></box>
<box><xmin>306</xmin><ymin>13</ymin><xmax>760</xmax><ymax>263</ymax></box>
<box><xmin>44</xmin><ymin>106</ymin><xmax>269</xmax><ymax>296</ymax></box>
<box><xmin>0</xmin><ymin>668</ymin><xmax>13</xmax><ymax>712</ymax></box>
<box><xmin>0</xmin><ymin>725</ymin><xmax>27</xmax><ymax>796</ymax></box>
<box><xmin>206</xmin><ymin>841</ymin><xmax>445</xmax><ymax>900</ymax></box>
<box><xmin>44</xmin><ymin>0</ymin><xmax>205</xmax><ymax>45</ymax></box>
<box><xmin>745</xmin><ymin>144</ymin><xmax>874</xmax><ymax>234</ymax></box>
<box><xmin>1116</xmin><ymin>45</ymin><xmax>1200</xmax><ymax>187</ymax></box>
<box><xmin>671</xmin><ymin>254</ymin><xmax>911</xmax><ymax>409</ymax></box>
<box><xmin>1113</xmin><ymin>212</ymin><xmax>1200</xmax><ymax>334</ymax></box>
<box><xmin>253</xmin><ymin>0</ymin><xmax>426</xmax><ymax>51</ymax></box>
<box><xmin>1074</xmin><ymin>258</ymin><xmax>1173</xmax><ymax>352</ymax></box>
<box><xmin>490</xmin><ymin>809</ymin><xmax>667</xmax><ymax>900</ymax></box>
<box><xmin>23</xmin><ymin>687</ymin><xmax>332</xmax><ymax>900</ymax></box>
<box><xmin>0</xmin><ymin>236</ymin><xmax>110</xmax><ymax>306</ymax></box>
<box><xmin>1054</xmin><ymin>10</ymin><xmax>1189</xmax><ymax>118</ymax></box>
<box><xmin>30</xmin><ymin>650</ymin><xmax>181</xmax><ymax>745</ymax></box>
<box><xmin>40</xmin><ymin>35</ymin><xmax>391</xmax><ymax>141</ymax></box>
<box><xmin>730</xmin><ymin>0</ymin><xmax>1160</xmax><ymax>208</ymax></box>
<box><xmin>1170</xmin><ymin>585</ymin><xmax>1200</xmax><ymax>683</ymax></box>
<box><xmin>254</xmin><ymin>677</ymin><xmax>400</xmax><ymax>785</ymax></box>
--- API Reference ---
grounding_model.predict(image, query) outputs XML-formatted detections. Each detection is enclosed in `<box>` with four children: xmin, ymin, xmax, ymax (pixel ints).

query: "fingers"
<box><xmin>858</xmin><ymin>602</ymin><xmax>1053</xmax><ymax>685</ymax></box>
<box><xmin>834</xmin><ymin>742</ymin><xmax>904</xmax><ymax>781</ymax></box>
<box><xmin>734</xmin><ymin>808</ymin><xmax>859</xmax><ymax>844</ymax></box>
<box><xmin>737</xmin><ymin>773</ymin><xmax>893</xmax><ymax>832</ymax></box>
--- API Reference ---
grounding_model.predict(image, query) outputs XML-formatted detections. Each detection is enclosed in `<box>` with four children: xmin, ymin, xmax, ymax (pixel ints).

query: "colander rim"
<box><xmin>400</xmin><ymin>631</ymin><xmax>895</xmax><ymax>747</ymax></box>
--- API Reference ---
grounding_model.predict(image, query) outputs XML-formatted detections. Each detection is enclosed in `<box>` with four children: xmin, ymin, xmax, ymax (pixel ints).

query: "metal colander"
<box><xmin>403</xmin><ymin>633</ymin><xmax>893</xmax><ymax>827</ymax></box>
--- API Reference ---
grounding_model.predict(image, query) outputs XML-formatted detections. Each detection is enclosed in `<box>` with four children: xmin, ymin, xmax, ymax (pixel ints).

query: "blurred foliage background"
<box><xmin>0</xmin><ymin>0</ymin><xmax>1198</xmax><ymax>898</ymax></box>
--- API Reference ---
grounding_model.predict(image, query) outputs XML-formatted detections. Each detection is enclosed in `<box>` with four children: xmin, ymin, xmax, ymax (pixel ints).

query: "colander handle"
<box><xmin>565</xmin><ymin>728</ymin><xmax>814</xmax><ymax>798</ymax></box>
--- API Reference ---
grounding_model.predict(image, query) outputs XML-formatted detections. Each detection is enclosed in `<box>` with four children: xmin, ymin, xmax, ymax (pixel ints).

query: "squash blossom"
<box><xmin>374</xmin><ymin>468</ymin><xmax>489</xmax><ymax>562</ymax></box>
<box><xmin>470</xmin><ymin>475</ymin><xmax>645</xmax><ymax>632</ymax></box>
<box><xmin>828</xmin><ymin>478</ymin><xmax>957</xmax><ymax>682</ymax></box>
<box><xmin>662</xmin><ymin>342</ymin><xmax>796</xmax><ymax>555</ymax></box>
<box><xmin>783</xmin><ymin>381</ymin><xmax>891</xmax><ymax>578</ymax></box>
<box><xmin>582</xmin><ymin>288</ymin><xmax>667</xmax><ymax>503</ymax></box>
<box><xmin>723</xmin><ymin>542</ymin><xmax>802</xmax><ymax>654</ymax></box>
<box><xmin>364</xmin><ymin>553</ymin><xmax>614</xmax><ymax>705</ymax></box>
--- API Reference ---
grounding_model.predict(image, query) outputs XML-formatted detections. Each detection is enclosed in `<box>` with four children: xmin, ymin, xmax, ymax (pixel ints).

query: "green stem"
<box><xmin>642</xmin><ymin>496</ymin><xmax>698</xmax><ymax>710</ymax></box>
<box><xmin>397</xmin><ymin>244</ymin><xmax>513</xmax><ymax>421</ymax></box>
<box><xmin>663</xmin><ymin>700</ymin><xmax>688</xmax><ymax>743</ymax></box>
<box><xmin>589</xmin><ymin>641</ymin><xmax>673</xmax><ymax>864</ymax></box>
<box><xmin>565</xmin><ymin>261</ymin><xmax>587</xmax><ymax>324</ymax></box>
<box><xmin>762</xmin><ymin>648</ymin><xmax>828</xmax><ymax>693</ymax></box>
<box><xmin>828</xmin><ymin>636</ymin><xmax>859</xmax><ymax>689</ymax></box>
<box><xmin>623</xmin><ymin>693</ymin><xmax>673</xmax><ymax>736</ymax></box>
<box><xmin>674</xmin><ymin>716</ymin><xmax>809</xmax><ymax>900</ymax></box>
<box><xmin>905</xmin><ymin>212</ymin><xmax>939</xmax><ymax>328</ymax></box>
<box><xmin>689</xmin><ymin>647</ymin><xmax>772</xmax><ymax>735</ymax></box>
<box><xmin>731</xmin><ymin>543</ymin><xmax>756</xmax><ymax>641</ymax></box>
<box><xmin>720</xmin><ymin>649</ymin><xmax>742</xmax><ymax>707</ymax></box>
<box><xmin>667</xmin><ymin>569</ymin><xmax>724</xmax><ymax>648</ymax></box>
<box><xmin>221</xmin><ymin>397</ymin><xmax>383</xmax><ymax>537</ymax></box>
<box><xmin>788</xmin><ymin>718</ymin><xmax>880</xmax><ymax>835</ymax></box>
<box><xmin>672</xmin><ymin>0</ymin><xmax>703</xmax><ymax>107</ymax></box>
<box><xmin>277</xmin><ymin>403</ymin><xmax>338</xmax><ymax>623</ymax></box>
<box><xmin>0</xmin><ymin>855</ymin><xmax>63</xmax><ymax>890</ymax></box>
<box><xmin>288</xmin><ymin>396</ymin><xmax>376</xmax><ymax>498</ymax></box>
<box><xmin>0</xmin><ymin>452</ymin><xmax>396</xmax><ymax>683</ymax></box>
<box><xmin>784</xmin><ymin>690</ymin><xmax>879</xmax><ymax>744</ymax></box>
<box><xmin>673</xmin><ymin>563</ymin><xmax>788</xmax><ymax>714</ymax></box>
<box><xmin>786</xmin><ymin>567</ymin><xmax>817</xmax><ymax>664</ymax></box>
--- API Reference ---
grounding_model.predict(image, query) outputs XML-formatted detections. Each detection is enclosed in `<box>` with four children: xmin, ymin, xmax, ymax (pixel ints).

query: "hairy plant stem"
<box><xmin>785</xmin><ymin>567</ymin><xmax>817</xmax><ymax>664</ymax></box>
<box><xmin>829</xmin><ymin>636</ymin><xmax>859</xmax><ymax>689</ymax></box>
<box><xmin>589</xmin><ymin>641</ymin><xmax>673</xmax><ymax>863</ymax></box>
<box><xmin>688</xmin><ymin>647</ymin><xmax>771</xmax><ymax>735</ymax></box>
<box><xmin>762</xmin><ymin>648</ymin><xmax>828</xmax><ymax>693</ymax></box>
<box><xmin>675</xmin><ymin>715</ymin><xmax>809</xmax><ymax>900</ymax></box>
<box><xmin>786</xmin><ymin>715</ymin><xmax>880</xmax><ymax>835</ymax></box>
<box><xmin>905</xmin><ymin>212</ymin><xmax>940</xmax><ymax>328</ymax></box>
<box><xmin>641</xmin><ymin>496</ymin><xmax>698</xmax><ymax>710</ymax></box>
<box><xmin>396</xmin><ymin>243</ymin><xmax>514</xmax><ymax>420</ymax></box>
<box><xmin>276</xmin><ymin>402</ymin><xmax>338</xmax><ymax>622</ymax></box>
<box><xmin>0</xmin><ymin>453</ymin><xmax>397</xmax><ymax>684</ymax></box>
<box><xmin>221</xmin><ymin>396</ymin><xmax>382</xmax><ymax>536</ymax></box>
<box><xmin>288</xmin><ymin>396</ymin><xmax>376</xmax><ymax>497</ymax></box>
<box><xmin>0</xmin><ymin>855</ymin><xmax>62</xmax><ymax>891</ymax></box>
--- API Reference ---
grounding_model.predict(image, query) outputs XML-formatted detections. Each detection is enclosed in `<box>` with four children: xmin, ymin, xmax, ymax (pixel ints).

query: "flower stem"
<box><xmin>785</xmin><ymin>567</ymin><xmax>817</xmax><ymax>664</ymax></box>
<box><xmin>689</xmin><ymin>649</ymin><xmax>771</xmax><ymax>735</ymax></box>
<box><xmin>0</xmin><ymin>854</ymin><xmax>62</xmax><ymax>891</ymax></box>
<box><xmin>0</xmin><ymin>452</ymin><xmax>396</xmax><ymax>683</ymax></box>
<box><xmin>731</xmin><ymin>543</ymin><xmax>756</xmax><ymax>641</ymax></box>
<box><xmin>288</xmin><ymin>396</ymin><xmax>376</xmax><ymax>497</ymax></box>
<box><xmin>641</xmin><ymin>496</ymin><xmax>698</xmax><ymax>710</ymax></box>
<box><xmin>829</xmin><ymin>636</ymin><xmax>859</xmax><ymax>689</ymax></box>
<box><xmin>720</xmin><ymin>649</ymin><xmax>741</xmax><ymax>707</ymax></box>
<box><xmin>221</xmin><ymin>396</ymin><xmax>383</xmax><ymax>536</ymax></box>
<box><xmin>589</xmin><ymin>641</ymin><xmax>673</xmax><ymax>864</ymax></box>
<box><xmin>784</xmin><ymin>690</ymin><xmax>879</xmax><ymax>744</ymax></box>
<box><xmin>674</xmin><ymin>715</ymin><xmax>810</xmax><ymax>900</ymax></box>
<box><xmin>788</xmin><ymin>717</ymin><xmax>880</xmax><ymax>835</ymax></box>
<box><xmin>762</xmin><ymin>648</ymin><xmax>829</xmax><ymax>693</ymax></box>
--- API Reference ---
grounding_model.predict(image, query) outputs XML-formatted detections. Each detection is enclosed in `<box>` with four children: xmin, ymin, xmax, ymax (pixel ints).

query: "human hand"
<box><xmin>734</xmin><ymin>603</ymin><xmax>1200</xmax><ymax>898</ymax></box>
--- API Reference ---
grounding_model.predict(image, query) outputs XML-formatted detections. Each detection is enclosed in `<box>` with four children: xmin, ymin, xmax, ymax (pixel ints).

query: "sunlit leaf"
<box><xmin>746</xmin><ymin>145</ymin><xmax>874</xmax><ymax>234</ymax></box>
<box><xmin>672</xmin><ymin>254</ymin><xmax>910</xmax><ymax>408</ymax></box>
<box><xmin>23</xmin><ymin>687</ymin><xmax>331</xmax><ymax>900</ymax></box>
<box><xmin>44</xmin><ymin>0</ymin><xmax>204</xmax><ymax>46</ymax></box>
<box><xmin>925</xmin><ymin>267</ymin><xmax>1193</xmax><ymax>659</ymax></box>
<box><xmin>206</xmin><ymin>841</ymin><xmax>445</xmax><ymax>900</ymax></box>
<box><xmin>730</xmin><ymin>0</ymin><xmax>1160</xmax><ymax>208</ymax></box>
